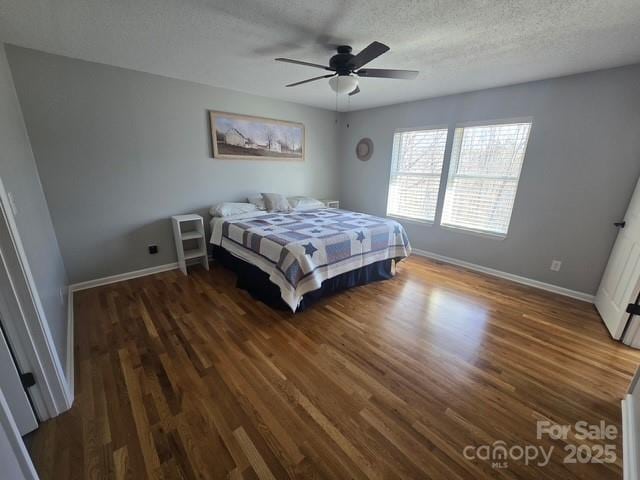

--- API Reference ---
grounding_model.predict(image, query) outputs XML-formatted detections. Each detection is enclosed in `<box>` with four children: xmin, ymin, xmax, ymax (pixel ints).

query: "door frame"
<box><xmin>0</xmin><ymin>176</ymin><xmax>71</xmax><ymax>420</ymax></box>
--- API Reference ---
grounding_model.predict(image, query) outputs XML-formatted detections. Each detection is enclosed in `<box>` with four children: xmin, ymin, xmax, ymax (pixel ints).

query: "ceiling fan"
<box><xmin>275</xmin><ymin>41</ymin><xmax>418</xmax><ymax>96</ymax></box>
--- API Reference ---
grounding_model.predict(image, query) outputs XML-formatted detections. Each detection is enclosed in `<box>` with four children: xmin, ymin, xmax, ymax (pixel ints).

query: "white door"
<box><xmin>0</xmin><ymin>321</ymin><xmax>38</xmax><ymax>435</ymax></box>
<box><xmin>595</xmin><ymin>177</ymin><xmax>640</xmax><ymax>340</ymax></box>
<box><xmin>0</xmin><ymin>388</ymin><xmax>38</xmax><ymax>480</ymax></box>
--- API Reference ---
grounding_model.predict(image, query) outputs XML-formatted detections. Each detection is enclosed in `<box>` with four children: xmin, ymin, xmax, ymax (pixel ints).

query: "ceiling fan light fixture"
<box><xmin>329</xmin><ymin>75</ymin><xmax>358</xmax><ymax>94</ymax></box>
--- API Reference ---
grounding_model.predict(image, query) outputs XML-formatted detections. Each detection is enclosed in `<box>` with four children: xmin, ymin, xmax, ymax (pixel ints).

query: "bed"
<box><xmin>209</xmin><ymin>207</ymin><xmax>411</xmax><ymax>312</ymax></box>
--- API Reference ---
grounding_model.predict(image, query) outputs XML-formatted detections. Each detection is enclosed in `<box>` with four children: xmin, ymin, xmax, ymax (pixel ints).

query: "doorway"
<box><xmin>0</xmin><ymin>316</ymin><xmax>38</xmax><ymax>434</ymax></box>
<box><xmin>0</xmin><ymin>177</ymin><xmax>72</xmax><ymax>422</ymax></box>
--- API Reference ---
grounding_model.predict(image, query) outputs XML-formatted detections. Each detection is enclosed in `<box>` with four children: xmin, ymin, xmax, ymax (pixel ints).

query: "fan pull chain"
<box><xmin>346</xmin><ymin>92</ymin><xmax>350</xmax><ymax>128</ymax></box>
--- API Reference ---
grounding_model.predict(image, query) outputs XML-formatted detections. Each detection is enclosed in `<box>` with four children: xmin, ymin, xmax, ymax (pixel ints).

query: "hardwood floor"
<box><xmin>28</xmin><ymin>256</ymin><xmax>640</xmax><ymax>479</ymax></box>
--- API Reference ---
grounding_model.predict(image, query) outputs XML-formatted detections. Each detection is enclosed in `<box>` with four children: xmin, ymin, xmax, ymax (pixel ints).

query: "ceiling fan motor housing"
<box><xmin>330</xmin><ymin>45</ymin><xmax>356</xmax><ymax>75</ymax></box>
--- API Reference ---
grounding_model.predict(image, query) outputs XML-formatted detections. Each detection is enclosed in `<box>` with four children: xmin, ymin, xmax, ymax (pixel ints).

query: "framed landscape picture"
<box><xmin>210</xmin><ymin>111</ymin><xmax>305</xmax><ymax>161</ymax></box>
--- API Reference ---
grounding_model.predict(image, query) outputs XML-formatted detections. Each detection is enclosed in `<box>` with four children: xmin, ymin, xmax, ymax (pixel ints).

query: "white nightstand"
<box><xmin>323</xmin><ymin>200</ymin><xmax>340</xmax><ymax>208</ymax></box>
<box><xmin>171</xmin><ymin>214</ymin><xmax>209</xmax><ymax>275</ymax></box>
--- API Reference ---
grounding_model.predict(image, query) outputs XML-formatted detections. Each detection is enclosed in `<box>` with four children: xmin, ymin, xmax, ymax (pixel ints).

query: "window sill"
<box><xmin>440</xmin><ymin>224</ymin><xmax>506</xmax><ymax>240</ymax></box>
<box><xmin>386</xmin><ymin>215</ymin><xmax>434</xmax><ymax>226</ymax></box>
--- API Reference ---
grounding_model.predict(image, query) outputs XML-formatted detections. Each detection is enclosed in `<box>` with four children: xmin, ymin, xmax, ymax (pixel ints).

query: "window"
<box><xmin>441</xmin><ymin>122</ymin><xmax>531</xmax><ymax>236</ymax></box>
<box><xmin>386</xmin><ymin>128</ymin><xmax>448</xmax><ymax>222</ymax></box>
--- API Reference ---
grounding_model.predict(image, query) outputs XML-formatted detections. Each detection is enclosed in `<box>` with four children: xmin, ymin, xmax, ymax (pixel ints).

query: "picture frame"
<box><xmin>210</xmin><ymin>111</ymin><xmax>305</xmax><ymax>161</ymax></box>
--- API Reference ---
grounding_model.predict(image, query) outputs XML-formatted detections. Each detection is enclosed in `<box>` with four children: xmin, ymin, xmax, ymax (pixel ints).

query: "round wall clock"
<box><xmin>356</xmin><ymin>138</ymin><xmax>374</xmax><ymax>161</ymax></box>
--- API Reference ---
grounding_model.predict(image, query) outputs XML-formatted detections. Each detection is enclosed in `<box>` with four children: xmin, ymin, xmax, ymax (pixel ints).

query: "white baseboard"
<box><xmin>65</xmin><ymin>287</ymin><xmax>74</xmax><ymax>404</ymax></box>
<box><xmin>68</xmin><ymin>262</ymin><xmax>179</xmax><ymax>292</ymax></box>
<box><xmin>411</xmin><ymin>248</ymin><xmax>594</xmax><ymax>303</ymax></box>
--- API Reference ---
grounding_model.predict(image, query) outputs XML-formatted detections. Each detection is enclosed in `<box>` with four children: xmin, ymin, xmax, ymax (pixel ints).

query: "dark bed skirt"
<box><xmin>211</xmin><ymin>245</ymin><xmax>395</xmax><ymax>312</ymax></box>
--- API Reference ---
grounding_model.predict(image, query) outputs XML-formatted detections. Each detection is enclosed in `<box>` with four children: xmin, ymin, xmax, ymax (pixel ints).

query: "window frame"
<box><xmin>385</xmin><ymin>125</ymin><xmax>451</xmax><ymax>224</ymax></box>
<box><xmin>439</xmin><ymin>119</ymin><xmax>533</xmax><ymax>238</ymax></box>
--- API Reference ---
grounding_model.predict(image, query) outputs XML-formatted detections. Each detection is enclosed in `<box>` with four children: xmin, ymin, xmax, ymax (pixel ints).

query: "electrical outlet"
<box><xmin>148</xmin><ymin>245</ymin><xmax>158</xmax><ymax>254</ymax></box>
<box><xmin>7</xmin><ymin>191</ymin><xmax>17</xmax><ymax>216</ymax></box>
<box><xmin>550</xmin><ymin>260</ymin><xmax>562</xmax><ymax>272</ymax></box>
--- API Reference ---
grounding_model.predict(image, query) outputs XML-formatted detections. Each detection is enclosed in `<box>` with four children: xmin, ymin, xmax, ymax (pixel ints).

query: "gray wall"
<box><xmin>339</xmin><ymin>64</ymin><xmax>640</xmax><ymax>295</ymax></box>
<box><xmin>6</xmin><ymin>46</ymin><xmax>340</xmax><ymax>283</ymax></box>
<box><xmin>0</xmin><ymin>45</ymin><xmax>68</xmax><ymax>374</ymax></box>
<box><xmin>7</xmin><ymin>44</ymin><xmax>640</xmax><ymax>296</ymax></box>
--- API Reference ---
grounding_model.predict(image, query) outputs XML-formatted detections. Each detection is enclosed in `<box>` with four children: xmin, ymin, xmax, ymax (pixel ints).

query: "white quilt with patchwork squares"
<box><xmin>210</xmin><ymin>208</ymin><xmax>411</xmax><ymax>311</ymax></box>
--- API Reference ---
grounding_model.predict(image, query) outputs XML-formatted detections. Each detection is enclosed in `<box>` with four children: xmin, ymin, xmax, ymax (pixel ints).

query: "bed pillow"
<box><xmin>261</xmin><ymin>193</ymin><xmax>293</xmax><ymax>212</ymax></box>
<box><xmin>209</xmin><ymin>202</ymin><xmax>258</xmax><ymax>217</ymax></box>
<box><xmin>247</xmin><ymin>195</ymin><xmax>266</xmax><ymax>210</ymax></box>
<box><xmin>288</xmin><ymin>196</ymin><xmax>325</xmax><ymax>210</ymax></box>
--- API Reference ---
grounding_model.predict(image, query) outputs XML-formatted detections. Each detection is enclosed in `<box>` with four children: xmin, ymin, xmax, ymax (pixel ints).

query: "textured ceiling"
<box><xmin>1</xmin><ymin>0</ymin><xmax>640</xmax><ymax>111</ymax></box>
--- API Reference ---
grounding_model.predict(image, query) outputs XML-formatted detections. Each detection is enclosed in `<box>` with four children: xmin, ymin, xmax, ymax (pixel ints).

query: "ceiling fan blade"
<box><xmin>357</xmin><ymin>68</ymin><xmax>419</xmax><ymax>79</ymax></box>
<box><xmin>275</xmin><ymin>58</ymin><xmax>334</xmax><ymax>71</ymax></box>
<box><xmin>348</xmin><ymin>41</ymin><xmax>390</xmax><ymax>70</ymax></box>
<box><xmin>286</xmin><ymin>74</ymin><xmax>336</xmax><ymax>87</ymax></box>
<box><xmin>348</xmin><ymin>85</ymin><xmax>360</xmax><ymax>96</ymax></box>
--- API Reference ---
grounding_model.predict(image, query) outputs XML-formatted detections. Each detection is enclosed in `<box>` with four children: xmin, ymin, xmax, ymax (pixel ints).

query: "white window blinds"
<box><xmin>441</xmin><ymin>122</ymin><xmax>531</xmax><ymax>236</ymax></box>
<box><xmin>386</xmin><ymin>128</ymin><xmax>448</xmax><ymax>222</ymax></box>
